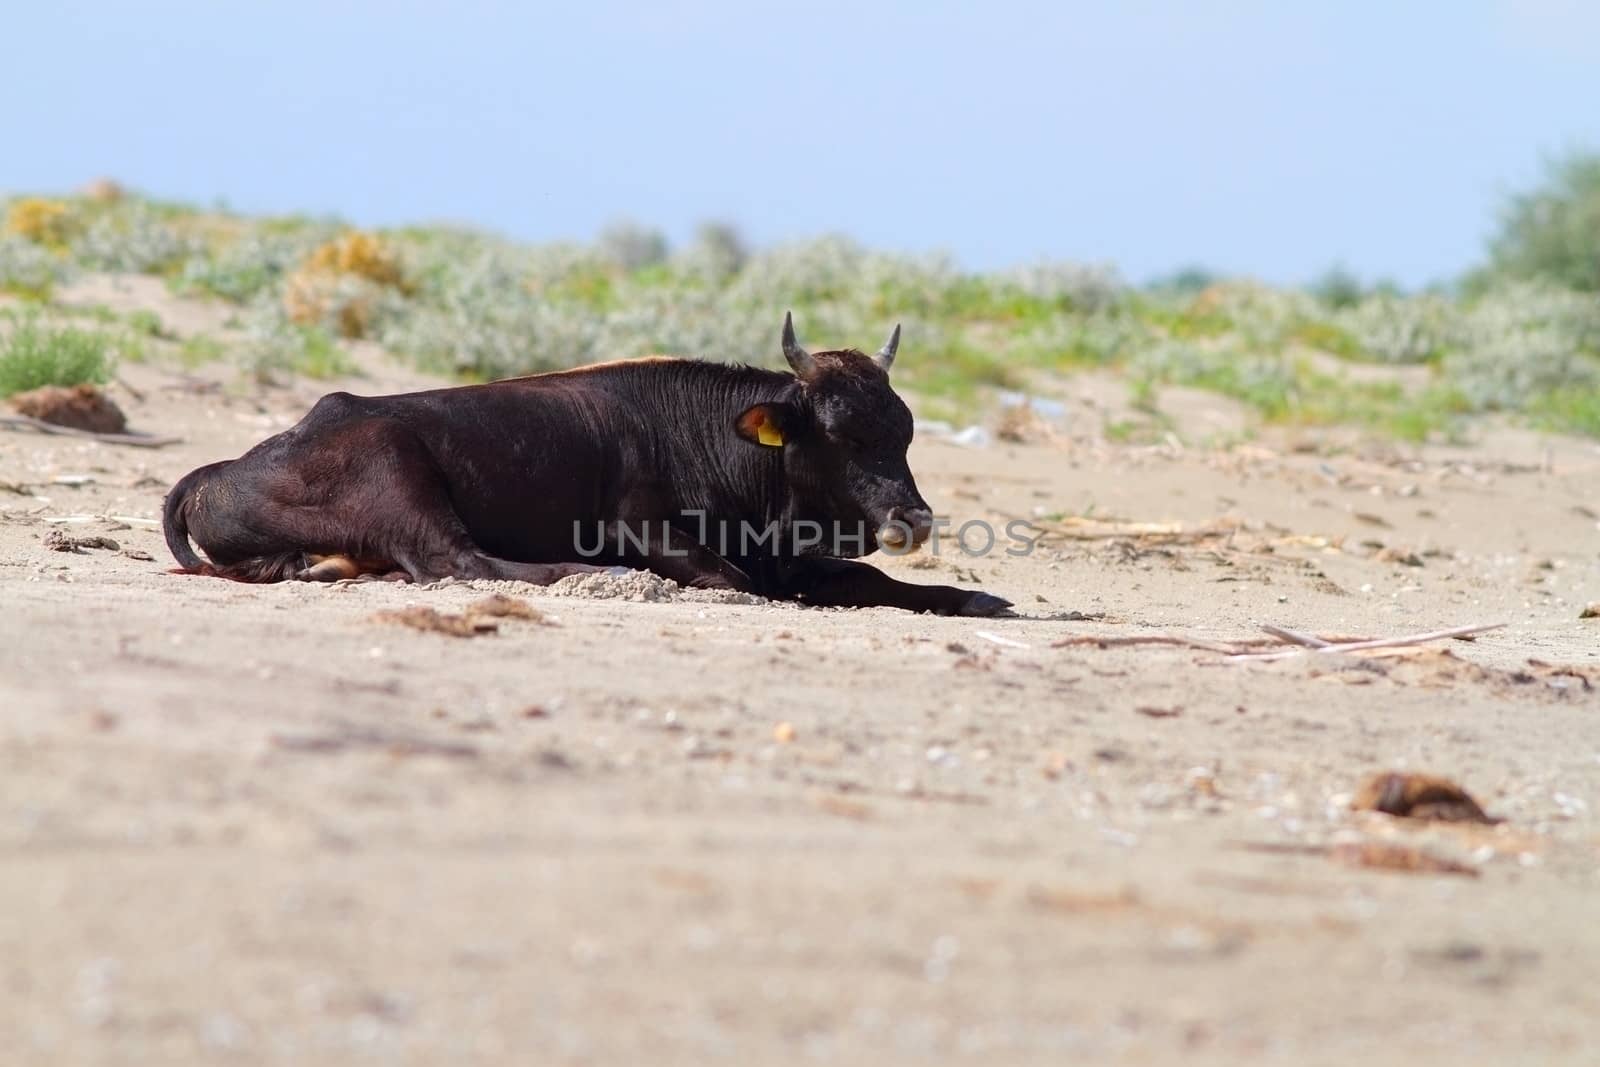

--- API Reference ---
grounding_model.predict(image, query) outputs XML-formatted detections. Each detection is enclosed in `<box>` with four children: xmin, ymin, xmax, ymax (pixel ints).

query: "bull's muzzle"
<box><xmin>877</xmin><ymin>506</ymin><xmax>933</xmax><ymax>552</ymax></box>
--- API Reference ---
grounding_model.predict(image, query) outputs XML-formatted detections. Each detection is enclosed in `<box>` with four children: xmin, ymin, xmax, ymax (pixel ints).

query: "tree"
<box><xmin>597</xmin><ymin>220</ymin><xmax>668</xmax><ymax>272</ymax></box>
<box><xmin>1308</xmin><ymin>263</ymin><xmax>1364</xmax><ymax>308</ymax></box>
<box><xmin>1485</xmin><ymin>152</ymin><xmax>1600</xmax><ymax>292</ymax></box>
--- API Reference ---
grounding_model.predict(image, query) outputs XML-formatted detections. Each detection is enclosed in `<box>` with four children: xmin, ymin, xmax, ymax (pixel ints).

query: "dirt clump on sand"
<box><xmin>1352</xmin><ymin>771</ymin><xmax>1498</xmax><ymax>823</ymax></box>
<box><xmin>43</xmin><ymin>529</ymin><xmax>121</xmax><ymax>553</ymax></box>
<box><xmin>371</xmin><ymin>594</ymin><xmax>547</xmax><ymax>637</ymax></box>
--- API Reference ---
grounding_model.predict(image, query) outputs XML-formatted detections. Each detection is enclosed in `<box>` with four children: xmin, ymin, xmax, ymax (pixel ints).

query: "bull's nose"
<box><xmin>880</xmin><ymin>505</ymin><xmax>934</xmax><ymax>550</ymax></box>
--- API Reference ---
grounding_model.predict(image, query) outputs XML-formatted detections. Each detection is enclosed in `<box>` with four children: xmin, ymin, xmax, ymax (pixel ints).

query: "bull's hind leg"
<box><xmin>291</xmin><ymin>521</ymin><xmax>603</xmax><ymax>586</ymax></box>
<box><xmin>294</xmin><ymin>421</ymin><xmax>606</xmax><ymax>587</ymax></box>
<box><xmin>176</xmin><ymin>415</ymin><xmax>604</xmax><ymax>585</ymax></box>
<box><xmin>188</xmin><ymin>416</ymin><xmax>604</xmax><ymax>586</ymax></box>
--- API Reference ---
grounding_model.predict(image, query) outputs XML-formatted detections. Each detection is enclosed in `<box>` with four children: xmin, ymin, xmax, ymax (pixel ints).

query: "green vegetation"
<box><xmin>178</xmin><ymin>334</ymin><xmax>227</xmax><ymax>368</ymax></box>
<box><xmin>0</xmin><ymin>311</ymin><xmax>113</xmax><ymax>396</ymax></box>
<box><xmin>3</xmin><ymin>152</ymin><xmax>1599</xmax><ymax>438</ymax></box>
<box><xmin>0</xmin><ymin>235</ymin><xmax>70</xmax><ymax>300</ymax></box>
<box><xmin>238</xmin><ymin>303</ymin><xmax>354</xmax><ymax>383</ymax></box>
<box><xmin>1529</xmin><ymin>386</ymin><xmax>1600</xmax><ymax>438</ymax></box>
<box><xmin>126</xmin><ymin>309</ymin><xmax>166</xmax><ymax>338</ymax></box>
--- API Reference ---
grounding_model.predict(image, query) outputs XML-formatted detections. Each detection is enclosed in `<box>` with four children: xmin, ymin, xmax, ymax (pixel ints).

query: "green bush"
<box><xmin>0</xmin><ymin>311</ymin><xmax>114</xmax><ymax>396</ymax></box>
<box><xmin>1131</xmin><ymin>339</ymin><xmax>1299</xmax><ymax>418</ymax></box>
<box><xmin>597</xmin><ymin>220</ymin><xmax>668</xmax><ymax>271</ymax></box>
<box><xmin>1529</xmin><ymin>386</ymin><xmax>1600</xmax><ymax>437</ymax></box>
<box><xmin>1333</xmin><ymin>293</ymin><xmax>1459</xmax><ymax>364</ymax></box>
<box><xmin>237</xmin><ymin>301</ymin><xmax>354</xmax><ymax>383</ymax></box>
<box><xmin>173</xmin><ymin>228</ymin><xmax>337</xmax><ymax>303</ymax></box>
<box><xmin>126</xmin><ymin>309</ymin><xmax>166</xmax><ymax>338</ymax></box>
<box><xmin>74</xmin><ymin>201</ymin><xmax>203</xmax><ymax>274</ymax></box>
<box><xmin>0</xmin><ymin>235</ymin><xmax>71</xmax><ymax>299</ymax></box>
<box><xmin>1444</xmin><ymin>281</ymin><xmax>1600</xmax><ymax>410</ymax></box>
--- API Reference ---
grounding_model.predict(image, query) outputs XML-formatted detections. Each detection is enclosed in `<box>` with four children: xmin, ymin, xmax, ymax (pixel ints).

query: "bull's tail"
<box><xmin>194</xmin><ymin>553</ymin><xmax>305</xmax><ymax>583</ymax></box>
<box><xmin>162</xmin><ymin>464</ymin><xmax>215</xmax><ymax>572</ymax></box>
<box><xmin>163</xmin><ymin>462</ymin><xmax>306</xmax><ymax>583</ymax></box>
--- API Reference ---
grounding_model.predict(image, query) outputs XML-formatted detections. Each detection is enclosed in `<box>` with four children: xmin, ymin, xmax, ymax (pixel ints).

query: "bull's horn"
<box><xmin>874</xmin><ymin>323</ymin><xmax>901</xmax><ymax>370</ymax></box>
<box><xmin>782</xmin><ymin>311</ymin><xmax>817</xmax><ymax>380</ymax></box>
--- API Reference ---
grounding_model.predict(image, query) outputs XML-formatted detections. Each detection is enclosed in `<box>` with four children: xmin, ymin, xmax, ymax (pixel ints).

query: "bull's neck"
<box><xmin>622</xmin><ymin>359</ymin><xmax>798</xmax><ymax>526</ymax></box>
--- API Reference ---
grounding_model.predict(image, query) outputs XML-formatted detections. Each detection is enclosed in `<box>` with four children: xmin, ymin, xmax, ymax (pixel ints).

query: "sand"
<box><xmin>2</xmin><ymin>276</ymin><xmax>1599</xmax><ymax>1064</ymax></box>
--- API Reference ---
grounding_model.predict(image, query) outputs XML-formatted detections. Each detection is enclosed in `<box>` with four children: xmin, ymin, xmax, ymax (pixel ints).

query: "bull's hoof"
<box><xmin>956</xmin><ymin>591</ymin><xmax>1014</xmax><ymax>617</ymax></box>
<box><xmin>296</xmin><ymin>555</ymin><xmax>362</xmax><ymax>582</ymax></box>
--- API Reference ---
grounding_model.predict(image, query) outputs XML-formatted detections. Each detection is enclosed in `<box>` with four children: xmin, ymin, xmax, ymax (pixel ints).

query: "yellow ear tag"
<box><xmin>756</xmin><ymin>419</ymin><xmax>784</xmax><ymax>447</ymax></box>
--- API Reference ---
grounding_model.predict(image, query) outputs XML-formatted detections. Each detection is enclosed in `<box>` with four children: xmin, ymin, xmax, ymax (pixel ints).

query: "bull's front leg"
<box><xmin>778</xmin><ymin>557</ymin><xmax>1013</xmax><ymax>617</ymax></box>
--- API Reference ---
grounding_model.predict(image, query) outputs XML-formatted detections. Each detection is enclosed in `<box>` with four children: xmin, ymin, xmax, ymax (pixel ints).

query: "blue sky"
<box><xmin>7</xmin><ymin>1</ymin><xmax>1598</xmax><ymax>287</ymax></box>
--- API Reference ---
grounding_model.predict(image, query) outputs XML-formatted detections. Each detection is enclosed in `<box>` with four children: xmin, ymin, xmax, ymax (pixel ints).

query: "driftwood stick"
<box><xmin>1054</xmin><ymin>622</ymin><xmax>1500</xmax><ymax>662</ymax></box>
<box><xmin>1261</xmin><ymin>623</ymin><xmax>1333</xmax><ymax>649</ymax></box>
<box><xmin>1052</xmin><ymin>633</ymin><xmax>1266</xmax><ymax>654</ymax></box>
<box><xmin>1230</xmin><ymin>622</ymin><xmax>1507</xmax><ymax>662</ymax></box>
<box><xmin>0</xmin><ymin>414</ymin><xmax>182</xmax><ymax>448</ymax></box>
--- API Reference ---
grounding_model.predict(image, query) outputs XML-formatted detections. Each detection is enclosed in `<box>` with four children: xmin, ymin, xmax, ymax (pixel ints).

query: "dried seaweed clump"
<box><xmin>4</xmin><ymin>198</ymin><xmax>74</xmax><ymax>248</ymax></box>
<box><xmin>285</xmin><ymin>231</ymin><xmax>410</xmax><ymax>338</ymax></box>
<box><xmin>303</xmin><ymin>231</ymin><xmax>408</xmax><ymax>289</ymax></box>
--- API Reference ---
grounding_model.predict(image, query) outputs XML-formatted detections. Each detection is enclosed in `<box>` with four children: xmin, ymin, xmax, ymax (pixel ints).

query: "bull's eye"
<box><xmin>822</xmin><ymin>419</ymin><xmax>877</xmax><ymax>453</ymax></box>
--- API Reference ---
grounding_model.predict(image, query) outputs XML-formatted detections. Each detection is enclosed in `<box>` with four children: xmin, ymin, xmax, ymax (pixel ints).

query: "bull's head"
<box><xmin>735</xmin><ymin>312</ymin><xmax>932</xmax><ymax>556</ymax></box>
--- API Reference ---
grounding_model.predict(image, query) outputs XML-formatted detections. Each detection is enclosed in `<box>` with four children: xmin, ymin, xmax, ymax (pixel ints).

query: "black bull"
<box><xmin>162</xmin><ymin>316</ymin><xmax>1012</xmax><ymax>616</ymax></box>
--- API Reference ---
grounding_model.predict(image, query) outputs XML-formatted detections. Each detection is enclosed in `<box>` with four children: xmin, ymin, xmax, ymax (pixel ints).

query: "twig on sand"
<box><xmin>1028</xmin><ymin>514</ymin><xmax>1343</xmax><ymax>556</ymax></box>
<box><xmin>1051</xmin><ymin>633</ymin><xmax>1272</xmax><ymax>655</ymax></box>
<box><xmin>43</xmin><ymin>514</ymin><xmax>161</xmax><ymax>527</ymax></box>
<box><xmin>0</xmin><ymin>414</ymin><xmax>182</xmax><ymax>448</ymax></box>
<box><xmin>1225</xmin><ymin>838</ymin><xmax>1479</xmax><ymax>878</ymax></box>
<box><xmin>974</xmin><ymin>630</ymin><xmax>1031</xmax><ymax>650</ymax></box>
<box><xmin>1053</xmin><ymin>621</ymin><xmax>1506</xmax><ymax>662</ymax></box>
<box><xmin>1229</xmin><ymin>622</ymin><xmax>1507</xmax><ymax>662</ymax></box>
<box><xmin>1045</xmin><ymin>517</ymin><xmax>1198</xmax><ymax>539</ymax></box>
<box><xmin>271</xmin><ymin>727</ymin><xmax>479</xmax><ymax>760</ymax></box>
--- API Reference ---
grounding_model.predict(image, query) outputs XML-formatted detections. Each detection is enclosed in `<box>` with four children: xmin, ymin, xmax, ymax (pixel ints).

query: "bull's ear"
<box><xmin>735</xmin><ymin>403</ymin><xmax>793</xmax><ymax>448</ymax></box>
